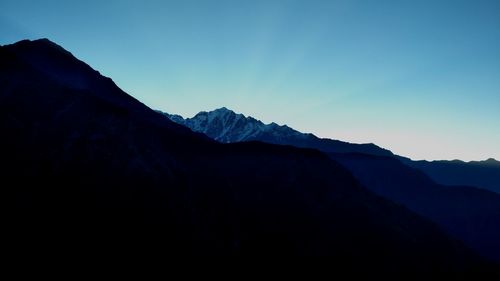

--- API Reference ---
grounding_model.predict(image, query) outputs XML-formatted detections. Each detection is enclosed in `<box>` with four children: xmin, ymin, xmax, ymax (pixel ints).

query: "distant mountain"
<box><xmin>400</xmin><ymin>157</ymin><xmax>500</xmax><ymax>194</ymax></box>
<box><xmin>164</xmin><ymin>107</ymin><xmax>500</xmax><ymax>194</ymax></box>
<box><xmin>3</xmin><ymin>39</ymin><xmax>493</xmax><ymax>274</ymax></box>
<box><xmin>164</xmin><ymin>107</ymin><xmax>500</xmax><ymax>261</ymax></box>
<box><xmin>162</xmin><ymin>107</ymin><xmax>394</xmax><ymax>157</ymax></box>
<box><xmin>330</xmin><ymin>153</ymin><xmax>500</xmax><ymax>262</ymax></box>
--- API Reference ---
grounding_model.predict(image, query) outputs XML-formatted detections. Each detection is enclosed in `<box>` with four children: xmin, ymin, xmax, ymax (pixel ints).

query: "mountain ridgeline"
<box><xmin>163</xmin><ymin>108</ymin><xmax>394</xmax><ymax>157</ymax></box>
<box><xmin>400</xmin><ymin>157</ymin><xmax>500</xmax><ymax>194</ymax></box>
<box><xmin>165</xmin><ymin>108</ymin><xmax>500</xmax><ymax>195</ymax></box>
<box><xmin>164</xmin><ymin>107</ymin><xmax>500</xmax><ymax>262</ymax></box>
<box><xmin>0</xmin><ymin>39</ymin><xmax>497</xmax><ymax>275</ymax></box>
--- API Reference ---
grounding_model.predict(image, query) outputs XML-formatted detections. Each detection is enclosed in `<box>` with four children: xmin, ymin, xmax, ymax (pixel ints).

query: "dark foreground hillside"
<box><xmin>0</xmin><ymin>39</ymin><xmax>496</xmax><ymax>276</ymax></box>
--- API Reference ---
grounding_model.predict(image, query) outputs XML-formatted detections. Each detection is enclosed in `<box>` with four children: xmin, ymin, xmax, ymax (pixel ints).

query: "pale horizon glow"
<box><xmin>1</xmin><ymin>0</ymin><xmax>499</xmax><ymax>161</ymax></box>
<box><xmin>175</xmin><ymin>106</ymin><xmax>498</xmax><ymax>162</ymax></box>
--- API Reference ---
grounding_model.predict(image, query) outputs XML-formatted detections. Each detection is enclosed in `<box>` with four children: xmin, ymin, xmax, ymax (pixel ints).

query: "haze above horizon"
<box><xmin>1</xmin><ymin>0</ymin><xmax>499</xmax><ymax>161</ymax></box>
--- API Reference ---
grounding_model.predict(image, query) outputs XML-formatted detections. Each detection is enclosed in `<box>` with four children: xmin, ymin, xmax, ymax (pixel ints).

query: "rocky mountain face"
<box><xmin>162</xmin><ymin>107</ymin><xmax>394</xmax><ymax>156</ymax></box>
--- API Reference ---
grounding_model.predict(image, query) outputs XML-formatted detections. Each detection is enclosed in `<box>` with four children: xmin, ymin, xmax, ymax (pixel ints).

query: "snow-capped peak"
<box><xmin>161</xmin><ymin>107</ymin><xmax>303</xmax><ymax>143</ymax></box>
<box><xmin>160</xmin><ymin>107</ymin><xmax>394</xmax><ymax>157</ymax></box>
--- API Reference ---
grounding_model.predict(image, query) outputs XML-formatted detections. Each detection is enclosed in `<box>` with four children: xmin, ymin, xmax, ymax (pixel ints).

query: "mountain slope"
<box><xmin>0</xmin><ymin>39</ymin><xmax>493</xmax><ymax>274</ymax></box>
<box><xmin>330</xmin><ymin>153</ymin><xmax>500</xmax><ymax>262</ymax></box>
<box><xmin>164</xmin><ymin>107</ymin><xmax>500</xmax><ymax>261</ymax></box>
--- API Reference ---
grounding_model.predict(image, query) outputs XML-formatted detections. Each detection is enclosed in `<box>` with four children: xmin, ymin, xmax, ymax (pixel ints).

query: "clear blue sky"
<box><xmin>1</xmin><ymin>0</ymin><xmax>499</xmax><ymax>161</ymax></box>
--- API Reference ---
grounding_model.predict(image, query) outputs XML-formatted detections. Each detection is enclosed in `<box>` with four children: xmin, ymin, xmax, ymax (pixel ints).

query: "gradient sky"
<box><xmin>1</xmin><ymin>0</ymin><xmax>499</xmax><ymax>161</ymax></box>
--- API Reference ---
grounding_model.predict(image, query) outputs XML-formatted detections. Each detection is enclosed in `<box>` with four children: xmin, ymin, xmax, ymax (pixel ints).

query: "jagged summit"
<box><xmin>164</xmin><ymin>107</ymin><xmax>304</xmax><ymax>143</ymax></box>
<box><xmin>162</xmin><ymin>107</ymin><xmax>394</xmax><ymax>156</ymax></box>
<box><xmin>213</xmin><ymin>106</ymin><xmax>231</xmax><ymax>113</ymax></box>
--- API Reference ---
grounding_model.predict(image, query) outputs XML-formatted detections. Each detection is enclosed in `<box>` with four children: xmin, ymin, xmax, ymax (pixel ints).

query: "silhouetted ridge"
<box><xmin>9</xmin><ymin>38</ymin><xmax>70</xmax><ymax>55</ymax></box>
<box><xmin>4</xmin><ymin>38</ymin><xmax>137</xmax><ymax>107</ymax></box>
<box><xmin>0</xmin><ymin>39</ymin><xmax>497</xmax><ymax>275</ymax></box>
<box><xmin>2</xmin><ymin>38</ymin><xmax>202</xmax><ymax>138</ymax></box>
<box><xmin>399</xmin><ymin>156</ymin><xmax>500</xmax><ymax>194</ymax></box>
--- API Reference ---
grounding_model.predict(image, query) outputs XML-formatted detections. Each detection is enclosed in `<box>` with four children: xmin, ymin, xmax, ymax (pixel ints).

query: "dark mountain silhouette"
<box><xmin>399</xmin><ymin>157</ymin><xmax>500</xmax><ymax>194</ymax></box>
<box><xmin>1</xmin><ymin>39</ymin><xmax>495</xmax><ymax>275</ymax></box>
<box><xmin>165</xmin><ymin>108</ymin><xmax>500</xmax><ymax>261</ymax></box>
<box><xmin>330</xmin><ymin>153</ymin><xmax>500</xmax><ymax>262</ymax></box>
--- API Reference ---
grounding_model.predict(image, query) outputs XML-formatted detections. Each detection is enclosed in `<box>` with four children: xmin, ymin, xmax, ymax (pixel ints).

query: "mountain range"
<box><xmin>164</xmin><ymin>107</ymin><xmax>500</xmax><ymax>194</ymax></box>
<box><xmin>1</xmin><ymin>38</ymin><xmax>498</xmax><ymax>275</ymax></box>
<box><xmin>401</xmin><ymin>157</ymin><xmax>500</xmax><ymax>194</ymax></box>
<box><xmin>164</xmin><ymin>108</ymin><xmax>394</xmax><ymax>157</ymax></box>
<box><xmin>163</xmin><ymin>107</ymin><xmax>500</xmax><ymax>261</ymax></box>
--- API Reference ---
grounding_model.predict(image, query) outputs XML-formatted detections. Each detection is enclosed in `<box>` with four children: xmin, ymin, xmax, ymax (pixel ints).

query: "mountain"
<box><xmin>162</xmin><ymin>107</ymin><xmax>393</xmax><ymax>156</ymax></box>
<box><xmin>165</xmin><ymin>108</ymin><xmax>500</xmax><ymax>195</ymax></box>
<box><xmin>330</xmin><ymin>153</ymin><xmax>500</xmax><ymax>262</ymax></box>
<box><xmin>400</xmin><ymin>157</ymin><xmax>500</xmax><ymax>194</ymax></box>
<box><xmin>164</xmin><ymin>107</ymin><xmax>500</xmax><ymax>261</ymax></box>
<box><xmin>1</xmin><ymin>38</ymin><xmax>495</xmax><ymax>275</ymax></box>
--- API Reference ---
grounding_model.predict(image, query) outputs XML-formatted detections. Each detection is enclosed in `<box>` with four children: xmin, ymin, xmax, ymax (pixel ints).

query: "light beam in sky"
<box><xmin>1</xmin><ymin>0</ymin><xmax>499</xmax><ymax>161</ymax></box>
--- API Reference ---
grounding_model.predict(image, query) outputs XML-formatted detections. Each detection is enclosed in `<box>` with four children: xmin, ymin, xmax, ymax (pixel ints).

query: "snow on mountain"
<box><xmin>159</xmin><ymin>107</ymin><xmax>394</xmax><ymax>157</ymax></box>
<box><xmin>161</xmin><ymin>107</ymin><xmax>306</xmax><ymax>143</ymax></box>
